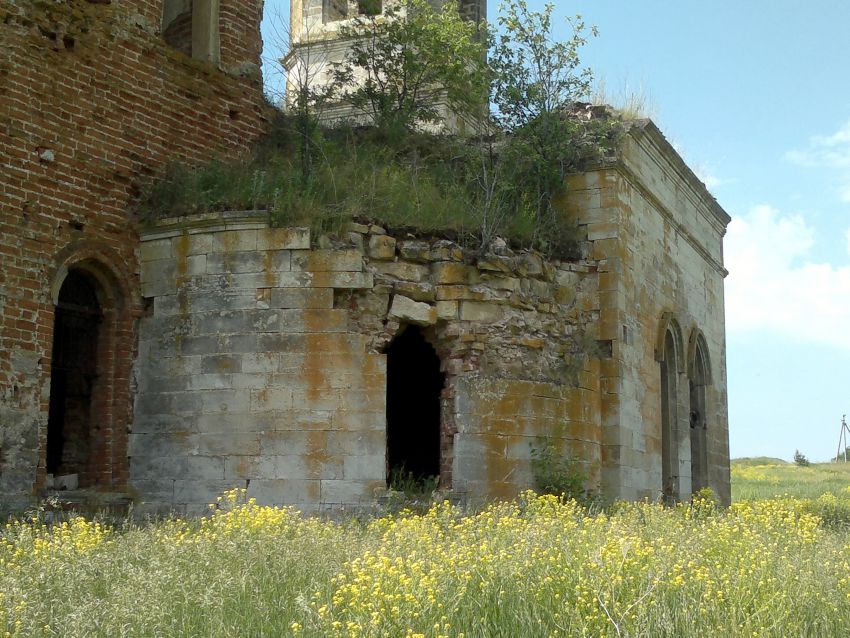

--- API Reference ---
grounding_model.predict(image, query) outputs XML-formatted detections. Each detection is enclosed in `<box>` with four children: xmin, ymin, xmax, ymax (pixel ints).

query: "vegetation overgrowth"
<box><xmin>138</xmin><ymin>0</ymin><xmax>624</xmax><ymax>258</ymax></box>
<box><xmin>3</xmin><ymin>488</ymin><xmax>850</xmax><ymax>637</ymax></box>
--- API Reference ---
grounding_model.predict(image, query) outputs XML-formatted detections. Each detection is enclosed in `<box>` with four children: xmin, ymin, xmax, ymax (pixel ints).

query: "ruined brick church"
<box><xmin>0</xmin><ymin>0</ymin><xmax>731</xmax><ymax>513</ymax></box>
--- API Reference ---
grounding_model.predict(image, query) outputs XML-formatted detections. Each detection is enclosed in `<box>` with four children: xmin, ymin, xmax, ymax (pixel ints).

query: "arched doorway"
<box><xmin>385</xmin><ymin>325</ymin><xmax>444</xmax><ymax>488</ymax></box>
<box><xmin>46</xmin><ymin>269</ymin><xmax>104</xmax><ymax>487</ymax></box>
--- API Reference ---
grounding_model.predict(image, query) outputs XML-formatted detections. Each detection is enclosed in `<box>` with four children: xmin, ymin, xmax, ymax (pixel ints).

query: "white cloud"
<box><xmin>725</xmin><ymin>205</ymin><xmax>850</xmax><ymax>348</ymax></box>
<box><xmin>785</xmin><ymin>119</ymin><xmax>850</xmax><ymax>197</ymax></box>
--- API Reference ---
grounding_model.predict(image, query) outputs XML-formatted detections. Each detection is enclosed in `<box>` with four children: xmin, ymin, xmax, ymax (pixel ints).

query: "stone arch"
<box><xmin>656</xmin><ymin>313</ymin><xmax>684</xmax><ymax>503</ymax></box>
<box><xmin>383</xmin><ymin>324</ymin><xmax>447</xmax><ymax>489</ymax></box>
<box><xmin>687</xmin><ymin>329</ymin><xmax>712</xmax><ymax>493</ymax></box>
<box><xmin>654</xmin><ymin>312</ymin><xmax>685</xmax><ymax>373</ymax></box>
<box><xmin>43</xmin><ymin>244</ymin><xmax>138</xmax><ymax>491</ymax></box>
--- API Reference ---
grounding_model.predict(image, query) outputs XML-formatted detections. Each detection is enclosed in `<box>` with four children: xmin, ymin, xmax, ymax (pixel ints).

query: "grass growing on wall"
<box><xmin>137</xmin><ymin>115</ymin><xmax>619</xmax><ymax>258</ymax></box>
<box><xmin>3</xmin><ymin>489</ymin><xmax>850</xmax><ymax>637</ymax></box>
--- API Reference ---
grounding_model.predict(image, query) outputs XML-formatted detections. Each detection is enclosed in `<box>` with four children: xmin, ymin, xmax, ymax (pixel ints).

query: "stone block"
<box><xmin>368</xmin><ymin>234</ymin><xmax>397</xmax><ymax>260</ymax></box>
<box><xmin>256</xmin><ymin>227</ymin><xmax>310</xmax><ymax>250</ymax></box>
<box><xmin>130</xmin><ymin>455</ymin><xmax>189</xmax><ymax>481</ymax></box>
<box><xmin>195</xmin><ymin>432</ymin><xmax>260</xmax><ymax>456</ymax></box>
<box><xmin>140</xmin><ymin>260</ymin><xmax>177</xmax><ymax>297</ymax></box>
<box><xmin>435</xmin><ymin>285</ymin><xmax>487</xmax><ymax>301</ymax></box>
<box><xmin>225</xmin><ymin>456</ymin><xmax>278</xmax><ymax>480</ymax></box>
<box><xmin>179</xmin><ymin>335</ymin><xmax>219</xmax><ymax>355</ymax></box>
<box><xmin>388</xmin><ymin>295</ymin><xmax>437</xmax><ymax>326</ymax></box>
<box><xmin>343</xmin><ymin>455</ymin><xmax>385</xmax><ymax>480</ymax></box>
<box><xmin>481</xmin><ymin>275</ymin><xmax>521</xmax><ymax>292</ymax></box>
<box><xmin>212</xmin><ymin>230</ymin><xmax>258</xmax><ymax>252</ymax></box>
<box><xmin>292</xmin><ymin>249</ymin><xmax>363</xmax><ymax>272</ymax></box>
<box><xmin>201</xmin><ymin>389</ymin><xmax>252</xmax><ymax>413</ymax></box>
<box><xmin>459</xmin><ymin>301</ymin><xmax>504</xmax><ymax>323</ymax></box>
<box><xmin>321</xmin><ymin>479</ymin><xmax>382</xmax><ymax>504</ymax></box>
<box><xmin>201</xmin><ymin>354</ymin><xmax>242</xmax><ymax>374</ymax></box>
<box><xmin>269</xmin><ymin>288</ymin><xmax>334</xmax><ymax>309</ymax></box>
<box><xmin>436</xmin><ymin>300</ymin><xmax>458</xmax><ymax>320</ymax></box>
<box><xmin>250</xmin><ymin>388</ymin><xmax>293</xmax><ymax>412</ymax></box>
<box><xmin>432</xmin><ymin>262</ymin><xmax>477</xmax><ymax>285</ymax></box>
<box><xmin>186</xmin><ymin>456</ymin><xmax>226</xmax><ymax>480</ymax></box>
<box><xmin>398</xmin><ymin>240</ymin><xmax>431</xmax><ymax>262</ymax></box>
<box><xmin>188</xmin><ymin>373</ymin><xmax>233</xmax><ymax>391</ymax></box>
<box><xmin>275</xmin><ymin>309</ymin><xmax>349</xmax><ymax>333</ymax></box>
<box><xmin>372</xmin><ymin>261</ymin><xmax>430</xmax><ymax>283</ymax></box>
<box><xmin>307</xmin><ymin>271</ymin><xmax>374</xmax><ymax>289</ymax></box>
<box><xmin>430</xmin><ymin>240</ymin><xmax>463</xmax><ymax>261</ymax></box>
<box><xmin>128</xmin><ymin>432</ymin><xmax>193</xmax><ymax>459</ymax></box>
<box><xmin>140</xmin><ymin>238</ymin><xmax>172</xmax><ymax>262</ymax></box>
<box><xmin>476</xmin><ymin>255</ymin><xmax>514</xmax><ymax>273</ymax></box>
<box><xmin>176</xmin><ymin>233</ymin><xmax>213</xmax><ymax>256</ymax></box>
<box><xmin>240</xmin><ymin>353</ymin><xmax>279</xmax><ymax>374</ymax></box>
<box><xmin>196</xmin><ymin>412</ymin><xmax>274</xmax><ymax>433</ymax></box>
<box><xmin>393</xmin><ymin>280</ymin><xmax>435</xmax><ymax>302</ymax></box>
<box><xmin>173</xmin><ymin>480</ymin><xmax>240</xmax><ymax>507</ymax></box>
<box><xmin>248</xmin><ymin>479</ymin><xmax>321</xmax><ymax>505</ymax></box>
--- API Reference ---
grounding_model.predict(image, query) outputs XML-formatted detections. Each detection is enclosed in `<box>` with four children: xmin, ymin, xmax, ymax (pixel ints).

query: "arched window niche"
<box><xmin>687</xmin><ymin>330</ymin><xmax>713</xmax><ymax>495</ymax></box>
<box><xmin>163</xmin><ymin>0</ymin><xmax>221</xmax><ymax>64</ymax></box>
<box><xmin>655</xmin><ymin>313</ymin><xmax>685</xmax><ymax>504</ymax></box>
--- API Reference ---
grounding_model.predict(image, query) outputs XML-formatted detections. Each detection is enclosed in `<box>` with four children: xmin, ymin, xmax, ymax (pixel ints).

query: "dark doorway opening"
<box><xmin>385</xmin><ymin>325</ymin><xmax>444</xmax><ymax>488</ymax></box>
<box><xmin>46</xmin><ymin>270</ymin><xmax>103</xmax><ymax>485</ymax></box>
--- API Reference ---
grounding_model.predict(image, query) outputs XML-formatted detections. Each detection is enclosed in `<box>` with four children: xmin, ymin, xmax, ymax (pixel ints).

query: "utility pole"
<box><xmin>836</xmin><ymin>415</ymin><xmax>850</xmax><ymax>463</ymax></box>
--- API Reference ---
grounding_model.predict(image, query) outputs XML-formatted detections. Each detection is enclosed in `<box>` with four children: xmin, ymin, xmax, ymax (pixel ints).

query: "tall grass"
<box><xmin>3</xmin><ymin>490</ymin><xmax>850</xmax><ymax>637</ymax></box>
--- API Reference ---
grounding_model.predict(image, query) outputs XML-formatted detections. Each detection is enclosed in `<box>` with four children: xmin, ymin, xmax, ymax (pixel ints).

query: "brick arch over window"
<box><xmin>655</xmin><ymin>313</ymin><xmax>684</xmax><ymax>504</ymax></box>
<box><xmin>687</xmin><ymin>329</ymin><xmax>712</xmax><ymax>493</ymax></box>
<box><xmin>43</xmin><ymin>243</ymin><xmax>139</xmax><ymax>491</ymax></box>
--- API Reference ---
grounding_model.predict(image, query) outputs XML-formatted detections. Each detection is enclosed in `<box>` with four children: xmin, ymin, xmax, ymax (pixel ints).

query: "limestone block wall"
<box><xmin>565</xmin><ymin>121</ymin><xmax>731</xmax><ymax>504</ymax></box>
<box><xmin>135</xmin><ymin>213</ymin><xmax>602</xmax><ymax>512</ymax></box>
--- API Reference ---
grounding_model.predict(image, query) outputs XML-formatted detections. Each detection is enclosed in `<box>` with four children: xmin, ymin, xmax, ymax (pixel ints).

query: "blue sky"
<box><xmin>260</xmin><ymin>1</ymin><xmax>850</xmax><ymax>462</ymax></box>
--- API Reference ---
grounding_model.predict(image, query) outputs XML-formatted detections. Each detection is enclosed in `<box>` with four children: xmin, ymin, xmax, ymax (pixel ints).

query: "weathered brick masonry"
<box><xmin>0</xmin><ymin>0</ymin><xmax>270</xmax><ymax>506</ymax></box>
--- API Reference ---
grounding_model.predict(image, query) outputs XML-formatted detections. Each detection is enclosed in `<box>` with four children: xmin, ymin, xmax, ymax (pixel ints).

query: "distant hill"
<box><xmin>731</xmin><ymin>457</ymin><xmax>789</xmax><ymax>467</ymax></box>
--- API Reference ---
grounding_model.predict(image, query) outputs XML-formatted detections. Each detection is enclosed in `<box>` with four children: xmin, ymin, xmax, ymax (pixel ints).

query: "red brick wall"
<box><xmin>0</xmin><ymin>0</ymin><xmax>272</xmax><ymax>501</ymax></box>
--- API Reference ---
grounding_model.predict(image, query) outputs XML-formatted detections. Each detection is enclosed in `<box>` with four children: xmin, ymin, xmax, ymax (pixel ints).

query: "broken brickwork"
<box><xmin>0</xmin><ymin>0</ymin><xmax>269</xmax><ymax>507</ymax></box>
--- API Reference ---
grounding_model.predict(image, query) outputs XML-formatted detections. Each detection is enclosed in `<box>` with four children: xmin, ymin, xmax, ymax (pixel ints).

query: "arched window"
<box><xmin>656</xmin><ymin>314</ymin><xmax>684</xmax><ymax>504</ymax></box>
<box><xmin>323</xmin><ymin>0</ymin><xmax>348</xmax><ymax>23</ymax></box>
<box><xmin>384</xmin><ymin>325</ymin><xmax>445</xmax><ymax>489</ymax></box>
<box><xmin>163</xmin><ymin>0</ymin><xmax>220</xmax><ymax>64</ymax></box>
<box><xmin>358</xmin><ymin>0</ymin><xmax>382</xmax><ymax>16</ymax></box>
<box><xmin>688</xmin><ymin>331</ymin><xmax>712</xmax><ymax>493</ymax></box>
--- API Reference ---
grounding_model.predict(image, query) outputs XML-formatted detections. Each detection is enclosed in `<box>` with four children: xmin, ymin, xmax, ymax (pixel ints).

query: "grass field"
<box><xmin>732</xmin><ymin>457</ymin><xmax>850</xmax><ymax>500</ymax></box>
<box><xmin>3</xmin><ymin>482</ymin><xmax>850</xmax><ymax>638</ymax></box>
